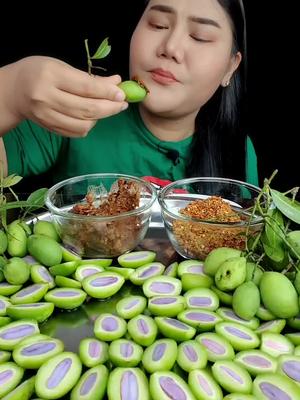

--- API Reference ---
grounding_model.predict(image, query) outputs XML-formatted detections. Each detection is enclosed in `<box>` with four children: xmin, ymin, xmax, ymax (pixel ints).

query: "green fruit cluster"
<box><xmin>1</xmin><ymin>214</ymin><xmax>300</xmax><ymax>399</ymax></box>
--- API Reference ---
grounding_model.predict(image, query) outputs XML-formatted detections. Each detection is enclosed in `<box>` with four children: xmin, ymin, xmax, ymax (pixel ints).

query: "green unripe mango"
<box><xmin>0</xmin><ymin>230</ymin><xmax>8</xmax><ymax>254</ymax></box>
<box><xmin>27</xmin><ymin>234</ymin><xmax>62</xmax><ymax>267</ymax></box>
<box><xmin>287</xmin><ymin>230</ymin><xmax>300</xmax><ymax>258</ymax></box>
<box><xmin>118</xmin><ymin>80</ymin><xmax>148</xmax><ymax>103</ymax></box>
<box><xmin>33</xmin><ymin>220</ymin><xmax>60</xmax><ymax>242</ymax></box>
<box><xmin>215</xmin><ymin>256</ymin><xmax>247</xmax><ymax>291</ymax></box>
<box><xmin>294</xmin><ymin>270</ymin><xmax>300</xmax><ymax>295</ymax></box>
<box><xmin>7</xmin><ymin>220</ymin><xmax>27</xmax><ymax>257</ymax></box>
<box><xmin>260</xmin><ymin>271</ymin><xmax>299</xmax><ymax>318</ymax></box>
<box><xmin>3</xmin><ymin>257</ymin><xmax>30</xmax><ymax>285</ymax></box>
<box><xmin>232</xmin><ymin>281</ymin><xmax>260</xmax><ymax>320</ymax></box>
<box><xmin>204</xmin><ymin>247</ymin><xmax>242</xmax><ymax>277</ymax></box>
<box><xmin>245</xmin><ymin>262</ymin><xmax>264</xmax><ymax>285</ymax></box>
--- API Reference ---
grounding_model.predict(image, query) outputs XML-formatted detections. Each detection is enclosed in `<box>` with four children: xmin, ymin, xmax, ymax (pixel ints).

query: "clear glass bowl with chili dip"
<box><xmin>45</xmin><ymin>173</ymin><xmax>157</xmax><ymax>258</ymax></box>
<box><xmin>158</xmin><ymin>177</ymin><xmax>263</xmax><ymax>260</ymax></box>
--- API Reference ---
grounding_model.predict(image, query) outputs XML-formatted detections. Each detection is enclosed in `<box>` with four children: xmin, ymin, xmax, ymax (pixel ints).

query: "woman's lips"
<box><xmin>150</xmin><ymin>68</ymin><xmax>178</xmax><ymax>85</ymax></box>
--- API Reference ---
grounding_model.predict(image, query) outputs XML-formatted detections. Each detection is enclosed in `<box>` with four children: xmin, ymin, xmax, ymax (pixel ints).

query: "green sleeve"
<box><xmin>3</xmin><ymin>120</ymin><xmax>64</xmax><ymax>177</ymax></box>
<box><xmin>246</xmin><ymin>136</ymin><xmax>259</xmax><ymax>187</ymax></box>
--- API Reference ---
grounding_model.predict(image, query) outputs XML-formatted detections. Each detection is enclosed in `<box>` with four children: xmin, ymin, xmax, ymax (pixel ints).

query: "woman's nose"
<box><xmin>158</xmin><ymin>30</ymin><xmax>184</xmax><ymax>63</ymax></box>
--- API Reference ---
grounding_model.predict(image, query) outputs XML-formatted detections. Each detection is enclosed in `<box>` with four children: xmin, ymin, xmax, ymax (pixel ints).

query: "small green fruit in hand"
<box><xmin>118</xmin><ymin>78</ymin><xmax>149</xmax><ymax>103</ymax></box>
<box><xmin>214</xmin><ymin>256</ymin><xmax>247</xmax><ymax>291</ymax></box>
<box><xmin>260</xmin><ymin>271</ymin><xmax>299</xmax><ymax>318</ymax></box>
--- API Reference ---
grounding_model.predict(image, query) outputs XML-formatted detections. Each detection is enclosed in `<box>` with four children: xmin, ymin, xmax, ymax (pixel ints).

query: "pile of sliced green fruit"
<box><xmin>1</xmin><ymin>173</ymin><xmax>300</xmax><ymax>399</ymax></box>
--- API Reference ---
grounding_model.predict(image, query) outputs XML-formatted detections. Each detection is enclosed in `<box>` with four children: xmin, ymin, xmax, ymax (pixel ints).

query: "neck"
<box><xmin>138</xmin><ymin>105</ymin><xmax>196</xmax><ymax>142</ymax></box>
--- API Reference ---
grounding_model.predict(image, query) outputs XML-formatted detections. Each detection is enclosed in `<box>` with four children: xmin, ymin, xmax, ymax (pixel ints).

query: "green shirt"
<box><xmin>4</xmin><ymin>104</ymin><xmax>258</xmax><ymax>186</ymax></box>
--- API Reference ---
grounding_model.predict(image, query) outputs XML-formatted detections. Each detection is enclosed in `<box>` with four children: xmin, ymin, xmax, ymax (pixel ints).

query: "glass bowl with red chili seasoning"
<box><xmin>45</xmin><ymin>173</ymin><xmax>157</xmax><ymax>258</ymax></box>
<box><xmin>158</xmin><ymin>177</ymin><xmax>264</xmax><ymax>260</ymax></box>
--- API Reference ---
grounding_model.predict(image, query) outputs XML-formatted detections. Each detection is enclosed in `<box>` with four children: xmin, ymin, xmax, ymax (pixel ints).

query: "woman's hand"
<box><xmin>1</xmin><ymin>56</ymin><xmax>128</xmax><ymax>137</ymax></box>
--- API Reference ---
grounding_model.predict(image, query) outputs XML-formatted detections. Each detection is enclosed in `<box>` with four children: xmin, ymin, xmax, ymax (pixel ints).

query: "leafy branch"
<box><xmin>84</xmin><ymin>37</ymin><xmax>111</xmax><ymax>75</ymax></box>
<box><xmin>246</xmin><ymin>170</ymin><xmax>300</xmax><ymax>274</ymax></box>
<box><xmin>0</xmin><ymin>167</ymin><xmax>48</xmax><ymax>230</ymax></box>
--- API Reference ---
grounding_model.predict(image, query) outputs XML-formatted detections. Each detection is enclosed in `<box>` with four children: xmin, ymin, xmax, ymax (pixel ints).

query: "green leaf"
<box><xmin>265</xmin><ymin>208</ymin><xmax>285</xmax><ymax>247</ymax></box>
<box><xmin>271</xmin><ymin>189</ymin><xmax>300</xmax><ymax>224</ymax></box>
<box><xmin>1</xmin><ymin>174</ymin><xmax>23</xmax><ymax>188</ymax></box>
<box><xmin>26</xmin><ymin>188</ymin><xmax>48</xmax><ymax>209</ymax></box>
<box><xmin>261</xmin><ymin>229</ymin><xmax>285</xmax><ymax>263</ymax></box>
<box><xmin>91</xmin><ymin>37</ymin><xmax>111</xmax><ymax>59</ymax></box>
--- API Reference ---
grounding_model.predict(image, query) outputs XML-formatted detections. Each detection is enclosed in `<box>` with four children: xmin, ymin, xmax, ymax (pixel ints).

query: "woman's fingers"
<box><xmin>50</xmin><ymin>89</ymin><xmax>128</xmax><ymax>121</ymax></box>
<box><xmin>33</xmin><ymin>108</ymin><xmax>98</xmax><ymax>137</ymax></box>
<box><xmin>57</xmin><ymin>64</ymin><xmax>126</xmax><ymax>102</ymax></box>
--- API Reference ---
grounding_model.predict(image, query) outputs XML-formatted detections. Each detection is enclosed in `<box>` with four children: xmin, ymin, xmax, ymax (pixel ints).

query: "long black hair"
<box><xmin>186</xmin><ymin>0</ymin><xmax>248</xmax><ymax>181</ymax></box>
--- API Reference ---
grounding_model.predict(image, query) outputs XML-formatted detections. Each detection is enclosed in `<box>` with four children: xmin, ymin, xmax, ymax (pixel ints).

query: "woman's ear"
<box><xmin>221</xmin><ymin>51</ymin><xmax>242</xmax><ymax>87</ymax></box>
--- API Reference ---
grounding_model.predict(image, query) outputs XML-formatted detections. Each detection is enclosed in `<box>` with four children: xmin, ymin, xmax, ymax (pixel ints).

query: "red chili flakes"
<box><xmin>173</xmin><ymin>196</ymin><xmax>258</xmax><ymax>260</ymax></box>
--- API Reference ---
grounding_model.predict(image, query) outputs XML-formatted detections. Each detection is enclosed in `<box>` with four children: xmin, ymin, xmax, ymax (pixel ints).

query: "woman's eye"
<box><xmin>150</xmin><ymin>23</ymin><xmax>168</xmax><ymax>30</ymax></box>
<box><xmin>191</xmin><ymin>35</ymin><xmax>211</xmax><ymax>43</ymax></box>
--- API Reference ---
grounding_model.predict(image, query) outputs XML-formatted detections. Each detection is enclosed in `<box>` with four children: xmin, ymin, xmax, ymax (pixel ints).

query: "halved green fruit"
<box><xmin>127</xmin><ymin>315</ymin><xmax>158</xmax><ymax>346</ymax></box>
<box><xmin>211</xmin><ymin>360</ymin><xmax>252</xmax><ymax>394</ymax></box>
<box><xmin>79</xmin><ymin>338</ymin><xmax>109</xmax><ymax>367</ymax></box>
<box><xmin>109</xmin><ymin>339</ymin><xmax>143</xmax><ymax>367</ymax></box>
<box><xmin>216</xmin><ymin>307</ymin><xmax>260</xmax><ymax>330</ymax></box>
<box><xmin>1</xmin><ymin>376</ymin><xmax>35</xmax><ymax>400</ymax></box>
<box><xmin>188</xmin><ymin>368</ymin><xmax>223</xmax><ymax>400</ymax></box>
<box><xmin>35</xmin><ymin>351</ymin><xmax>82</xmax><ymax>398</ymax></box>
<box><xmin>118</xmin><ymin>251</ymin><xmax>156</xmax><ymax>268</ymax></box>
<box><xmin>148</xmin><ymin>296</ymin><xmax>185</xmax><ymax>317</ymax></box>
<box><xmin>82</xmin><ymin>272</ymin><xmax>125</xmax><ymax>299</ymax></box>
<box><xmin>0</xmin><ymin>320</ymin><xmax>39</xmax><ymax>350</ymax></box>
<box><xmin>107</xmin><ymin>367</ymin><xmax>150</xmax><ymax>400</ymax></box>
<box><xmin>130</xmin><ymin>262</ymin><xmax>165</xmax><ymax>285</ymax></box>
<box><xmin>196</xmin><ymin>332</ymin><xmax>235</xmax><ymax>362</ymax></box>
<box><xmin>44</xmin><ymin>288</ymin><xmax>87</xmax><ymax>310</ymax></box>
<box><xmin>184</xmin><ymin>288</ymin><xmax>219</xmax><ymax>311</ymax></box>
<box><xmin>116</xmin><ymin>296</ymin><xmax>147</xmax><ymax>319</ymax></box>
<box><xmin>143</xmin><ymin>276</ymin><xmax>182</xmax><ymax>297</ymax></box>
<box><xmin>177</xmin><ymin>340</ymin><xmax>207</xmax><ymax>372</ymax></box>
<box><xmin>142</xmin><ymin>338</ymin><xmax>177</xmax><ymax>373</ymax></box>
<box><xmin>6</xmin><ymin>302</ymin><xmax>54</xmax><ymax>322</ymax></box>
<box><xmin>0</xmin><ymin>362</ymin><xmax>24</xmax><ymax>398</ymax></box>
<box><xmin>94</xmin><ymin>313</ymin><xmax>127</xmax><ymax>341</ymax></box>
<box><xmin>10</xmin><ymin>283</ymin><xmax>49</xmax><ymax>305</ymax></box>
<box><xmin>70</xmin><ymin>364</ymin><xmax>108</xmax><ymax>400</ymax></box>
<box><xmin>253</xmin><ymin>373</ymin><xmax>300</xmax><ymax>399</ymax></box>
<box><xmin>260</xmin><ymin>332</ymin><xmax>294</xmax><ymax>358</ymax></box>
<box><xmin>13</xmin><ymin>337</ymin><xmax>64</xmax><ymax>368</ymax></box>
<box><xmin>74</xmin><ymin>264</ymin><xmax>105</xmax><ymax>282</ymax></box>
<box><xmin>178</xmin><ymin>309</ymin><xmax>221</xmax><ymax>331</ymax></box>
<box><xmin>150</xmin><ymin>371</ymin><xmax>196</xmax><ymax>400</ymax></box>
<box><xmin>215</xmin><ymin>322</ymin><xmax>260</xmax><ymax>351</ymax></box>
<box><xmin>235</xmin><ymin>349</ymin><xmax>277</xmax><ymax>376</ymax></box>
<box><xmin>155</xmin><ymin>317</ymin><xmax>196</xmax><ymax>342</ymax></box>
<box><xmin>30</xmin><ymin>264</ymin><xmax>55</xmax><ymax>288</ymax></box>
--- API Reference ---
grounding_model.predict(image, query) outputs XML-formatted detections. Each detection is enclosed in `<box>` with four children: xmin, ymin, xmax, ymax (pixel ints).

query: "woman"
<box><xmin>0</xmin><ymin>0</ymin><xmax>257</xmax><ymax>187</ymax></box>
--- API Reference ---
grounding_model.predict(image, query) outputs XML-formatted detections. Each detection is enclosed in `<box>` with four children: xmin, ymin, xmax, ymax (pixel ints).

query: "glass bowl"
<box><xmin>158</xmin><ymin>177</ymin><xmax>263</xmax><ymax>260</ymax></box>
<box><xmin>45</xmin><ymin>173</ymin><xmax>157</xmax><ymax>258</ymax></box>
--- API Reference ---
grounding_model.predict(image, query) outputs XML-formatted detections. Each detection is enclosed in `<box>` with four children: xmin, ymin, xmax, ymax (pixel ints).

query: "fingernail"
<box><xmin>115</xmin><ymin>91</ymin><xmax>125</xmax><ymax>102</ymax></box>
<box><xmin>121</xmin><ymin>102</ymin><xmax>128</xmax><ymax>111</ymax></box>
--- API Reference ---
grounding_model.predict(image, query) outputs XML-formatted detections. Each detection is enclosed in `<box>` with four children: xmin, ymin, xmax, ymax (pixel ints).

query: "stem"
<box><xmin>84</xmin><ymin>39</ymin><xmax>92</xmax><ymax>75</ymax></box>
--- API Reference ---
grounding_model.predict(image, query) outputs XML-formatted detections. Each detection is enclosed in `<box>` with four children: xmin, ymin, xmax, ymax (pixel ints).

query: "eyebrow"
<box><xmin>149</xmin><ymin>4</ymin><xmax>221</xmax><ymax>29</ymax></box>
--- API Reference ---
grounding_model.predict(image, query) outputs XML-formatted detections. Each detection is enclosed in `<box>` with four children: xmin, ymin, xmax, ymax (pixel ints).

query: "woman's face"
<box><xmin>130</xmin><ymin>0</ymin><xmax>241</xmax><ymax>118</ymax></box>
